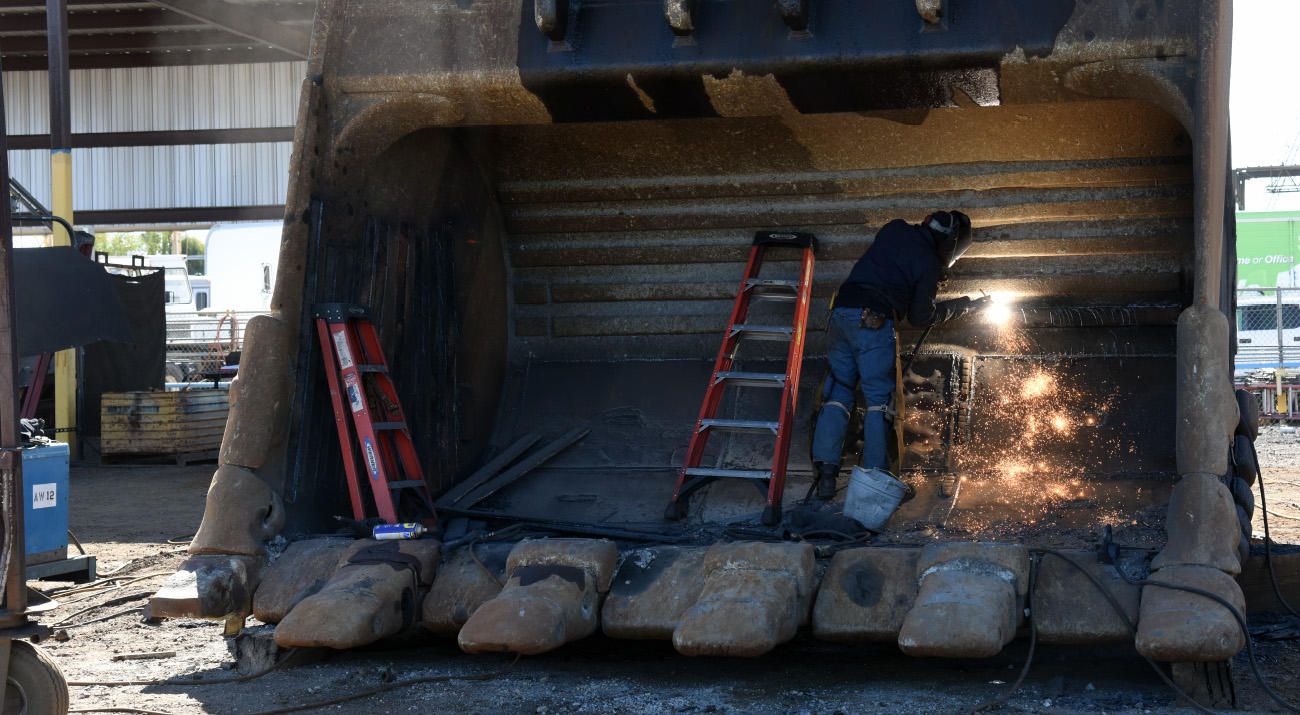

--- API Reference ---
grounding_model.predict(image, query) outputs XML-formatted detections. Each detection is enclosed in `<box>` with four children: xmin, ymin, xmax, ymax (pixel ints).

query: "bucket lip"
<box><xmin>849</xmin><ymin>464</ymin><xmax>907</xmax><ymax>487</ymax></box>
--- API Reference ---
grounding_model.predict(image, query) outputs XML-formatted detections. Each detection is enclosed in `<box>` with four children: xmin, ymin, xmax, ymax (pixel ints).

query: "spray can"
<box><xmin>372</xmin><ymin>523</ymin><xmax>430</xmax><ymax>540</ymax></box>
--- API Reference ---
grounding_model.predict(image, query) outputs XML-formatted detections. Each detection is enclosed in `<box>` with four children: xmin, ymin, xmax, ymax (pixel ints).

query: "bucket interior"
<box><xmin>281</xmin><ymin>98</ymin><xmax>1190</xmax><ymax>547</ymax></box>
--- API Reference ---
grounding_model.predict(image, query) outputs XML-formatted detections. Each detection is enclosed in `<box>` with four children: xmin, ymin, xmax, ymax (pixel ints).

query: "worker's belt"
<box><xmin>857</xmin><ymin>308</ymin><xmax>888</xmax><ymax>331</ymax></box>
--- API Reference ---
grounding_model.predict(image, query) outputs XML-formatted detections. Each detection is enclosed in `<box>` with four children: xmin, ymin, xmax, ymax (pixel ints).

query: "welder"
<box><xmin>811</xmin><ymin>211</ymin><xmax>988</xmax><ymax>500</ymax></box>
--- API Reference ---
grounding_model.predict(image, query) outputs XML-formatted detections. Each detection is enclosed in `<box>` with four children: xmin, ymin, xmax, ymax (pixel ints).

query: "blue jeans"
<box><xmin>811</xmin><ymin>307</ymin><xmax>897</xmax><ymax>471</ymax></box>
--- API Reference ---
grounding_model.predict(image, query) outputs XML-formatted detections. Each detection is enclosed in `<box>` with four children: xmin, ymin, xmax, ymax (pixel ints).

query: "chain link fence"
<box><xmin>165</xmin><ymin>311</ymin><xmax>269</xmax><ymax>384</ymax></box>
<box><xmin>1236</xmin><ymin>287</ymin><xmax>1300</xmax><ymax>418</ymax></box>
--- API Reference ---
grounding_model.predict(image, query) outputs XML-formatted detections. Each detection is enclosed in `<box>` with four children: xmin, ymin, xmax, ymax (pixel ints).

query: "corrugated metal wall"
<box><xmin>3</xmin><ymin>62</ymin><xmax>304</xmax><ymax>219</ymax></box>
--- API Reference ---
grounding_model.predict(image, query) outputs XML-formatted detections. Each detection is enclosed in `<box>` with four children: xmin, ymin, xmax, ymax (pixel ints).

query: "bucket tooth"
<box><xmin>602</xmin><ymin>546</ymin><xmax>707</xmax><ymax>640</ymax></box>
<box><xmin>457</xmin><ymin>539</ymin><xmax>618</xmax><ymax>655</ymax></box>
<box><xmin>811</xmin><ymin>548</ymin><xmax>920</xmax><ymax>643</ymax></box>
<box><xmin>273</xmin><ymin>539</ymin><xmax>441</xmax><ymax>649</ymax></box>
<box><xmin>1033</xmin><ymin>550</ymin><xmax>1142</xmax><ymax>645</ymax></box>
<box><xmin>1135</xmin><ymin>565</ymin><xmax>1246</xmax><ymax>661</ymax></box>
<box><xmin>151</xmin><ymin>554</ymin><xmax>265</xmax><ymax>625</ymax></box>
<box><xmin>422</xmin><ymin>543</ymin><xmax>511</xmax><ymax>637</ymax></box>
<box><xmin>896</xmin><ymin>543</ymin><xmax>1029</xmax><ymax>658</ymax></box>
<box><xmin>253</xmin><ymin>538</ymin><xmax>350</xmax><ymax>624</ymax></box>
<box><xmin>672</xmin><ymin>542</ymin><xmax>815</xmax><ymax>657</ymax></box>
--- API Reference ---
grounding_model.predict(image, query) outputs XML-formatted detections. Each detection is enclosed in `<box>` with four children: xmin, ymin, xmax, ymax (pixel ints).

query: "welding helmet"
<box><xmin>925</xmin><ymin>210</ymin><xmax>973</xmax><ymax>268</ymax></box>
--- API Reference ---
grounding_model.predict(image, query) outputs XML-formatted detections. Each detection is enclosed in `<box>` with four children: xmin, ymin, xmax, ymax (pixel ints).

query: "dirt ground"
<box><xmin>19</xmin><ymin>435</ymin><xmax>1300</xmax><ymax>715</ymax></box>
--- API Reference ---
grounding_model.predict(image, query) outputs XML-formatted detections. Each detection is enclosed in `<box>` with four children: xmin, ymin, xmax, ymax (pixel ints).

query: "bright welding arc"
<box><xmin>984</xmin><ymin>291</ymin><xmax>1015</xmax><ymax>325</ymax></box>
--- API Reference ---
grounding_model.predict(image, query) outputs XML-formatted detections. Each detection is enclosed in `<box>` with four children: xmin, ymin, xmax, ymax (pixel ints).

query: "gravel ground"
<box><xmin>21</xmin><ymin>452</ymin><xmax>1300</xmax><ymax>715</ymax></box>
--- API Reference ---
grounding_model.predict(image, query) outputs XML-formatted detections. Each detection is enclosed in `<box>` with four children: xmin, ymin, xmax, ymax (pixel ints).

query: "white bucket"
<box><xmin>843</xmin><ymin>466</ymin><xmax>909</xmax><ymax>532</ymax></box>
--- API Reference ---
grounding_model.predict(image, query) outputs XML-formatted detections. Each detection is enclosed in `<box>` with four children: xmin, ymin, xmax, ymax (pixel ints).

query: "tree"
<box><xmin>181</xmin><ymin>236</ymin><xmax>206</xmax><ymax>274</ymax></box>
<box><xmin>93</xmin><ymin>231</ymin><xmax>172</xmax><ymax>256</ymax></box>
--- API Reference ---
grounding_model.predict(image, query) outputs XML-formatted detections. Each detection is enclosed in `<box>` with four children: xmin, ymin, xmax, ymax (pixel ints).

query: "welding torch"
<box><xmin>901</xmin><ymin>291</ymin><xmax>994</xmax><ymax>374</ymax></box>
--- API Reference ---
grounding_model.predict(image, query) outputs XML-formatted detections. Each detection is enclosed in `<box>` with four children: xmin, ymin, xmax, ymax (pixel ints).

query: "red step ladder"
<box><xmin>314</xmin><ymin>303</ymin><xmax>438</xmax><ymax>529</ymax></box>
<box><xmin>665</xmin><ymin>231</ymin><xmax>817</xmax><ymax>525</ymax></box>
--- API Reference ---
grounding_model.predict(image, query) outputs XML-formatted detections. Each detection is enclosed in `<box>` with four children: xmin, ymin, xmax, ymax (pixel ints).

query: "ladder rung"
<box><xmin>356</xmin><ymin>364</ymin><xmax>387</xmax><ymax>373</ymax></box>
<box><xmin>745</xmin><ymin>278</ymin><xmax>798</xmax><ymax>289</ymax></box>
<box><xmin>699</xmin><ymin>419</ymin><xmax>780</xmax><ymax>434</ymax></box>
<box><xmin>373</xmin><ymin>421</ymin><xmax>406</xmax><ymax>431</ymax></box>
<box><xmin>730</xmin><ymin>324</ymin><xmax>793</xmax><ymax>341</ymax></box>
<box><xmin>714</xmin><ymin>371</ymin><xmax>786</xmax><ymax>388</ymax></box>
<box><xmin>388</xmin><ymin>480</ymin><xmax>427</xmax><ymax>490</ymax></box>
<box><xmin>685</xmin><ymin>467</ymin><xmax>772</xmax><ymax>480</ymax></box>
<box><xmin>751</xmin><ymin>290</ymin><xmax>797</xmax><ymax>303</ymax></box>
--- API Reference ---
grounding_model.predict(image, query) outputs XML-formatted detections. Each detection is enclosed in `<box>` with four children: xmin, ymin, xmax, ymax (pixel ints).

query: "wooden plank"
<box><xmin>1237</xmin><ymin>552</ymin><xmax>1300</xmax><ymax>614</ymax></box>
<box><xmin>435</xmin><ymin>433</ymin><xmax>542</xmax><ymax>508</ymax></box>
<box><xmin>454</xmin><ymin>428</ymin><xmax>590</xmax><ymax>508</ymax></box>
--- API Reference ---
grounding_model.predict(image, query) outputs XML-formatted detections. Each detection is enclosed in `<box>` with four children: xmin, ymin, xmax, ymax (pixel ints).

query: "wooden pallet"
<box><xmin>99</xmin><ymin>389</ymin><xmax>228</xmax><ymax>463</ymax></box>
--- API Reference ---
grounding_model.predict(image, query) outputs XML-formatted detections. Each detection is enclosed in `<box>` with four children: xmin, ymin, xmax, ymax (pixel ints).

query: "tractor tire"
<box><xmin>3</xmin><ymin>640</ymin><xmax>69</xmax><ymax>715</ymax></box>
<box><xmin>164</xmin><ymin>362</ymin><xmax>185</xmax><ymax>384</ymax></box>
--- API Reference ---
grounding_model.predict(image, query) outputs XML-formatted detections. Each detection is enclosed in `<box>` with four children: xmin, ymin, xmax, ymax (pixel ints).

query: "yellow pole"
<box><xmin>51</xmin><ymin>148</ymin><xmax>78</xmax><ymax>459</ymax></box>
<box><xmin>1278</xmin><ymin>368</ymin><xmax>1288</xmax><ymax>416</ymax></box>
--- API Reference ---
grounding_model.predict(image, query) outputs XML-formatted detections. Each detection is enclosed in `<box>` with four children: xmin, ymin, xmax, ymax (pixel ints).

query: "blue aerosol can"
<box><xmin>372</xmin><ymin>523</ymin><xmax>431</xmax><ymax>540</ymax></box>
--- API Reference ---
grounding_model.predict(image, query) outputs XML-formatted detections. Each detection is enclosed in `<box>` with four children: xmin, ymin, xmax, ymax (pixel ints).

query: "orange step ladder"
<box><xmin>665</xmin><ymin>231</ymin><xmax>817</xmax><ymax>525</ymax></box>
<box><xmin>314</xmin><ymin>303</ymin><xmax>438</xmax><ymax>529</ymax></box>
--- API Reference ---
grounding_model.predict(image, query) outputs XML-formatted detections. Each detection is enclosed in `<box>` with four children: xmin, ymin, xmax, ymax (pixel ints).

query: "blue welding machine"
<box><xmin>21</xmin><ymin>441</ymin><xmax>70</xmax><ymax>564</ymax></box>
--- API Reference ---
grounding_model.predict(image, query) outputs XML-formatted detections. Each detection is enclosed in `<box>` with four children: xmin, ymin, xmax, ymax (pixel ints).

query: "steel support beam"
<box><xmin>0</xmin><ymin>47</ymin><xmax>296</xmax><ymax>71</ymax></box>
<box><xmin>47</xmin><ymin>0</ymin><xmax>79</xmax><ymax>460</ymax></box>
<box><xmin>0</xmin><ymin>8</ymin><xmax>200</xmax><ymax>33</ymax></box>
<box><xmin>74</xmin><ymin>204</ymin><xmax>285</xmax><ymax>227</ymax></box>
<box><xmin>145</xmin><ymin>0</ymin><xmax>308</xmax><ymax>58</ymax></box>
<box><xmin>0</xmin><ymin>51</ymin><xmax>30</xmax><ymax>617</ymax></box>
<box><xmin>1234</xmin><ymin>165</ymin><xmax>1300</xmax><ymax>211</ymax></box>
<box><xmin>0</xmin><ymin>29</ymin><xmax>260</xmax><ymax>54</ymax></box>
<box><xmin>8</xmin><ymin>126</ymin><xmax>295</xmax><ymax>150</ymax></box>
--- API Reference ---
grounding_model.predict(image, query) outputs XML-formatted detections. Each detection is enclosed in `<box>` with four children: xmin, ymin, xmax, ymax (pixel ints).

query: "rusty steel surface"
<box><xmin>229</xmin><ymin>0</ymin><xmax>1233</xmax><ymax>536</ymax></box>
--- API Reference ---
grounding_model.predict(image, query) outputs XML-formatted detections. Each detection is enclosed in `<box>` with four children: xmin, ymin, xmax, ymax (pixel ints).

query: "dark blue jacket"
<box><xmin>835</xmin><ymin>219</ymin><xmax>975</xmax><ymax>327</ymax></box>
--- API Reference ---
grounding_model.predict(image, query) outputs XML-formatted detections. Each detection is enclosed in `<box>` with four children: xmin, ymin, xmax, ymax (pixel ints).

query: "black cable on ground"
<box><xmin>794</xmin><ymin>529</ymin><xmax>873</xmax><ymax>542</ymax></box>
<box><xmin>53</xmin><ymin>591</ymin><xmax>151</xmax><ymax>627</ymax></box>
<box><xmin>70</xmin><ymin>708</ymin><xmax>176</xmax><ymax>715</ymax></box>
<box><xmin>68</xmin><ymin>529</ymin><xmax>87</xmax><ymax>555</ymax></box>
<box><xmin>68</xmin><ymin>648</ymin><xmax>304</xmax><ymax>687</ymax></box>
<box><xmin>239</xmin><ymin>654</ymin><xmax>520</xmax><ymax>715</ymax></box>
<box><xmin>965</xmin><ymin>554</ymin><xmax>1040</xmax><ymax>715</ymax></box>
<box><xmin>70</xmin><ymin>654</ymin><xmax>521</xmax><ymax>715</ymax></box>
<box><xmin>59</xmin><ymin>607</ymin><xmax>144</xmax><ymax>629</ymax></box>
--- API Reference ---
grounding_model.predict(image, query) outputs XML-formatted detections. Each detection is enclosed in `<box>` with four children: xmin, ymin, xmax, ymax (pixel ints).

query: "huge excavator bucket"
<box><xmin>154</xmin><ymin>0</ymin><xmax>1250</xmax><ymax>669</ymax></box>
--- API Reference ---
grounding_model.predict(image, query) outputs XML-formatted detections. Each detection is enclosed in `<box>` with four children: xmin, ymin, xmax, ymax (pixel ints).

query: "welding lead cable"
<box><xmin>965</xmin><ymin>554</ymin><xmax>1040</xmax><ymax>715</ymax></box>
<box><xmin>68</xmin><ymin>648</ymin><xmax>306</xmax><ymax>687</ymax></box>
<box><xmin>1074</xmin><ymin>541</ymin><xmax>1300</xmax><ymax>715</ymax></box>
<box><xmin>237</xmin><ymin>655</ymin><xmax>522</xmax><ymax>715</ymax></box>
<box><xmin>1250</xmin><ymin>438</ymin><xmax>1300</xmax><ymax>620</ymax></box>
<box><xmin>1028</xmin><ymin>548</ymin><xmax>1222</xmax><ymax>715</ymax></box>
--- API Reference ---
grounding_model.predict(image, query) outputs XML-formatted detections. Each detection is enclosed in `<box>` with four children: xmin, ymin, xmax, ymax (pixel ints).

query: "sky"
<box><xmin>1230</xmin><ymin>0</ymin><xmax>1300</xmax><ymax>213</ymax></box>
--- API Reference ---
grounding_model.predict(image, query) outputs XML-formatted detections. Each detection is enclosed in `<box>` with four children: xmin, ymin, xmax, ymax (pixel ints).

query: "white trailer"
<box><xmin>203</xmin><ymin>222</ymin><xmax>281</xmax><ymax>313</ymax></box>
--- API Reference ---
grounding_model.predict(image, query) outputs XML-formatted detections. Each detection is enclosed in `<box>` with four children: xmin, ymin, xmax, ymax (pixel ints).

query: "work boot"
<box><xmin>816</xmin><ymin>464</ymin><xmax>839</xmax><ymax>500</ymax></box>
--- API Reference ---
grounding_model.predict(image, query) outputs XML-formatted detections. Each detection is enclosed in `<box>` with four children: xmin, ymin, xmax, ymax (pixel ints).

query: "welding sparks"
<box><xmin>984</xmin><ymin>291</ymin><xmax>1016</xmax><ymax>324</ymax></box>
<box><xmin>1021</xmin><ymin>372</ymin><xmax>1054</xmax><ymax>398</ymax></box>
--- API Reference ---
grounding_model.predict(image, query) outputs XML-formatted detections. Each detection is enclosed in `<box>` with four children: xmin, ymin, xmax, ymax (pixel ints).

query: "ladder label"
<box><xmin>344</xmin><ymin>373</ymin><xmax>364</xmax><ymax>413</ymax></box>
<box><xmin>333</xmin><ymin>331</ymin><xmax>354</xmax><ymax>369</ymax></box>
<box><xmin>363</xmin><ymin>437</ymin><xmax>380</xmax><ymax>480</ymax></box>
